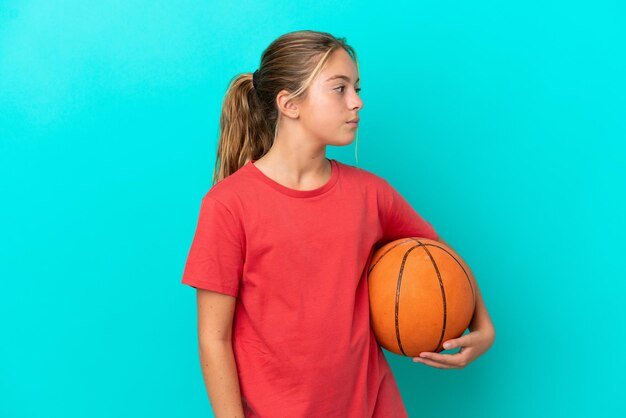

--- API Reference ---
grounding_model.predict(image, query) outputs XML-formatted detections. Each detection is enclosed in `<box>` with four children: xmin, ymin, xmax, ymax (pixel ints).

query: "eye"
<box><xmin>335</xmin><ymin>85</ymin><xmax>362</xmax><ymax>94</ymax></box>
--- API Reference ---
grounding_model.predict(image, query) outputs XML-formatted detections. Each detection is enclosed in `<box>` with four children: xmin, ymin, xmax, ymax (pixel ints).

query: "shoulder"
<box><xmin>335</xmin><ymin>160</ymin><xmax>386</xmax><ymax>184</ymax></box>
<box><xmin>335</xmin><ymin>160</ymin><xmax>389</xmax><ymax>192</ymax></box>
<box><xmin>202</xmin><ymin>163</ymin><xmax>254</xmax><ymax>214</ymax></box>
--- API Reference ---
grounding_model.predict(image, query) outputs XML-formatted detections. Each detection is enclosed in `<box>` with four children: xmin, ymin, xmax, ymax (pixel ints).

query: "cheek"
<box><xmin>301</xmin><ymin>93</ymin><xmax>343</xmax><ymax>128</ymax></box>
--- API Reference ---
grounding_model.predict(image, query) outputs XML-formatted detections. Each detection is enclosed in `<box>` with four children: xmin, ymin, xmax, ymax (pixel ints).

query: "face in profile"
<box><xmin>297</xmin><ymin>48</ymin><xmax>363</xmax><ymax>146</ymax></box>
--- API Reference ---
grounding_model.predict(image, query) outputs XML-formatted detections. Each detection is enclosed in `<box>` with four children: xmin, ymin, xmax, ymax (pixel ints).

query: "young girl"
<box><xmin>181</xmin><ymin>30</ymin><xmax>495</xmax><ymax>418</ymax></box>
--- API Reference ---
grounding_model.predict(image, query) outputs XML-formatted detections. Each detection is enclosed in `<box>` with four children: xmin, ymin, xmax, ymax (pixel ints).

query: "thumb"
<box><xmin>442</xmin><ymin>337</ymin><xmax>463</xmax><ymax>350</ymax></box>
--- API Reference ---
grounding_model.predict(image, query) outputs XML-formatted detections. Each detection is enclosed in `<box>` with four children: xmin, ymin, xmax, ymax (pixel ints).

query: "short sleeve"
<box><xmin>181</xmin><ymin>195</ymin><xmax>244</xmax><ymax>297</ymax></box>
<box><xmin>377</xmin><ymin>178</ymin><xmax>439</xmax><ymax>246</ymax></box>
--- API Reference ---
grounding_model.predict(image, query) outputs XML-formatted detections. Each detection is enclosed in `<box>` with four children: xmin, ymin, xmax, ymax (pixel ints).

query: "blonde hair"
<box><xmin>211</xmin><ymin>30</ymin><xmax>360</xmax><ymax>185</ymax></box>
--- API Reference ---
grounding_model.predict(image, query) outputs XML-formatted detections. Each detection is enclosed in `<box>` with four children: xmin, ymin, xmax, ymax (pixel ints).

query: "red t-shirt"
<box><xmin>181</xmin><ymin>158</ymin><xmax>439</xmax><ymax>417</ymax></box>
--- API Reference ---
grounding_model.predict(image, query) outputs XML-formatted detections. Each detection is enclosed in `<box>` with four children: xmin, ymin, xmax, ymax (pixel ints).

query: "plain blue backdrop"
<box><xmin>1</xmin><ymin>1</ymin><xmax>624</xmax><ymax>417</ymax></box>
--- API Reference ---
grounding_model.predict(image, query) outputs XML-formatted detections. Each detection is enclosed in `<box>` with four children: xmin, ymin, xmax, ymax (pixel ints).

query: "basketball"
<box><xmin>367</xmin><ymin>237</ymin><xmax>476</xmax><ymax>357</ymax></box>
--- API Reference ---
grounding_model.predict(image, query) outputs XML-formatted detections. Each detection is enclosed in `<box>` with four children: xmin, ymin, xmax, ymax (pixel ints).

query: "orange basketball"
<box><xmin>367</xmin><ymin>237</ymin><xmax>475</xmax><ymax>357</ymax></box>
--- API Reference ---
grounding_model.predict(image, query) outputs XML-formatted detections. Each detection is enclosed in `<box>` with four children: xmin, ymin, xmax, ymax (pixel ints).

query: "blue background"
<box><xmin>1</xmin><ymin>1</ymin><xmax>624</xmax><ymax>417</ymax></box>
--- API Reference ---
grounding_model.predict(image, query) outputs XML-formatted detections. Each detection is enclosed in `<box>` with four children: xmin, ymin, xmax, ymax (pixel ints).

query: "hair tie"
<box><xmin>252</xmin><ymin>69</ymin><xmax>260</xmax><ymax>90</ymax></box>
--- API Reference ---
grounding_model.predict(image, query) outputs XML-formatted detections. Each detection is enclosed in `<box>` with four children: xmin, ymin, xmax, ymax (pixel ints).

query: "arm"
<box><xmin>412</xmin><ymin>236</ymin><xmax>495</xmax><ymax>368</ymax></box>
<box><xmin>196</xmin><ymin>289</ymin><xmax>245</xmax><ymax>418</ymax></box>
<box><xmin>436</xmin><ymin>235</ymin><xmax>495</xmax><ymax>338</ymax></box>
<box><xmin>466</xmin><ymin>266</ymin><xmax>496</xmax><ymax>338</ymax></box>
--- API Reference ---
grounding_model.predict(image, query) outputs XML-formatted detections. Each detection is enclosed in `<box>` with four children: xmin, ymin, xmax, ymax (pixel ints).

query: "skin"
<box><xmin>252</xmin><ymin>47</ymin><xmax>363</xmax><ymax>190</ymax></box>
<box><xmin>255</xmin><ymin>48</ymin><xmax>496</xmax><ymax>369</ymax></box>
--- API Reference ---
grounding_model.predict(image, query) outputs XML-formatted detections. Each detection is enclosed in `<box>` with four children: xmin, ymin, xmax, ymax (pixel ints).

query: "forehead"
<box><xmin>318</xmin><ymin>49</ymin><xmax>359</xmax><ymax>83</ymax></box>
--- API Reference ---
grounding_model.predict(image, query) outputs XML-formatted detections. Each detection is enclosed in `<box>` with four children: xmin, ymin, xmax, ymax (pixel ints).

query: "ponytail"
<box><xmin>212</xmin><ymin>30</ymin><xmax>359</xmax><ymax>185</ymax></box>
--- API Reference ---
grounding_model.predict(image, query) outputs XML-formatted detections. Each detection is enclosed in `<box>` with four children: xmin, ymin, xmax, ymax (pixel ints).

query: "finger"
<box><xmin>412</xmin><ymin>356</ymin><xmax>455</xmax><ymax>369</ymax></box>
<box><xmin>418</xmin><ymin>351</ymin><xmax>466</xmax><ymax>367</ymax></box>
<box><xmin>442</xmin><ymin>339</ymin><xmax>459</xmax><ymax>350</ymax></box>
<box><xmin>443</xmin><ymin>332</ymin><xmax>472</xmax><ymax>350</ymax></box>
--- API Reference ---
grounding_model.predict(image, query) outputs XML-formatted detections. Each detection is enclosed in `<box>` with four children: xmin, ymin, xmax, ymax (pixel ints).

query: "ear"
<box><xmin>276</xmin><ymin>89</ymin><xmax>300</xmax><ymax>119</ymax></box>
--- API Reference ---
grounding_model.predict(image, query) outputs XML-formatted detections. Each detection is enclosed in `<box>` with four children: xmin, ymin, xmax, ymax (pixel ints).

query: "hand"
<box><xmin>412</xmin><ymin>328</ymin><xmax>495</xmax><ymax>369</ymax></box>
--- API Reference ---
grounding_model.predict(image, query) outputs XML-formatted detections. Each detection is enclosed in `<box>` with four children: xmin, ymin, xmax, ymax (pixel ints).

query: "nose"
<box><xmin>350</xmin><ymin>91</ymin><xmax>363</xmax><ymax>111</ymax></box>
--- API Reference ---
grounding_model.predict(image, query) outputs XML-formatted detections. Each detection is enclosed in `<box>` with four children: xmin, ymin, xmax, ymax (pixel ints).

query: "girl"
<box><xmin>181</xmin><ymin>30</ymin><xmax>495</xmax><ymax>418</ymax></box>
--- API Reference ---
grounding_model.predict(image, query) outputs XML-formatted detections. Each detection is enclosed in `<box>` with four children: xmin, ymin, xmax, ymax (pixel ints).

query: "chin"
<box><xmin>325</xmin><ymin>135</ymin><xmax>355</xmax><ymax>147</ymax></box>
<box><xmin>319</xmin><ymin>128</ymin><xmax>358</xmax><ymax>146</ymax></box>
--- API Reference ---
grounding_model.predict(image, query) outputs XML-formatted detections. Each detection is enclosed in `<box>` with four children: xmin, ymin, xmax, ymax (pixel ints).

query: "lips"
<box><xmin>347</xmin><ymin>118</ymin><xmax>360</xmax><ymax>123</ymax></box>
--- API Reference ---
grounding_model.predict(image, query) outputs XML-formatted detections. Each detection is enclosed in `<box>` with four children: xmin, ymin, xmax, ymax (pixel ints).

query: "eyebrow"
<box><xmin>325</xmin><ymin>75</ymin><xmax>360</xmax><ymax>83</ymax></box>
